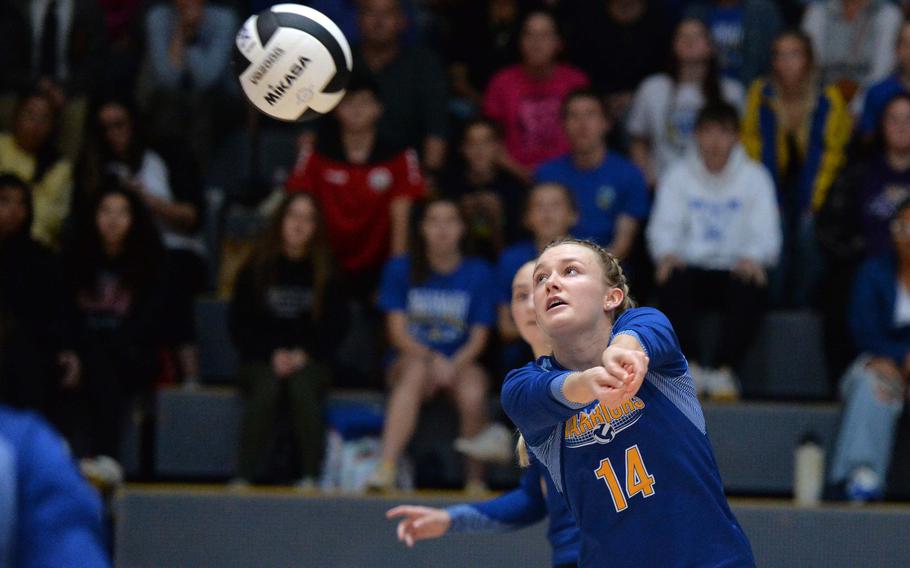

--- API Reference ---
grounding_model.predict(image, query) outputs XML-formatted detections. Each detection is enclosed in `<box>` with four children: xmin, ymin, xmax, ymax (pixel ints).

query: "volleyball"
<box><xmin>233</xmin><ymin>4</ymin><xmax>353</xmax><ymax>122</ymax></box>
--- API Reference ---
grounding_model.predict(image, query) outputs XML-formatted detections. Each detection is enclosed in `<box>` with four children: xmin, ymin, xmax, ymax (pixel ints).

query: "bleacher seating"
<box><xmin>195</xmin><ymin>299</ymin><xmax>240</xmax><ymax>384</ymax></box>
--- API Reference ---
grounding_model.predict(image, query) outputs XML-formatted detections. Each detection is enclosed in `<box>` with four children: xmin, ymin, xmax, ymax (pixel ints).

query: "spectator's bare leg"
<box><xmin>451</xmin><ymin>363</ymin><xmax>488</xmax><ymax>487</ymax></box>
<box><xmin>378</xmin><ymin>356</ymin><xmax>430</xmax><ymax>467</ymax></box>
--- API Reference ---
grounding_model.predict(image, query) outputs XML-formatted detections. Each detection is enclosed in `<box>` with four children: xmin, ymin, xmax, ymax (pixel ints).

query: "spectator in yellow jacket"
<box><xmin>742</xmin><ymin>30</ymin><xmax>852</xmax><ymax>308</ymax></box>
<box><xmin>0</xmin><ymin>91</ymin><xmax>72</xmax><ymax>250</ymax></box>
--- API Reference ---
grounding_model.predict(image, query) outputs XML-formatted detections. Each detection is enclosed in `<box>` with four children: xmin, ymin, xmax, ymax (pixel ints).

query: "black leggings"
<box><xmin>657</xmin><ymin>267</ymin><xmax>767</xmax><ymax>369</ymax></box>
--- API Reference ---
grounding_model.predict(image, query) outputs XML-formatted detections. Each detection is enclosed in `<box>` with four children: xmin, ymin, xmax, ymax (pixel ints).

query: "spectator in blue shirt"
<box><xmin>857</xmin><ymin>21</ymin><xmax>910</xmax><ymax>141</ymax></box>
<box><xmin>0</xmin><ymin>405</ymin><xmax>110</xmax><ymax>567</ymax></box>
<box><xmin>368</xmin><ymin>198</ymin><xmax>497</xmax><ymax>492</ymax></box>
<box><xmin>536</xmin><ymin>88</ymin><xmax>649</xmax><ymax>259</ymax></box>
<box><xmin>829</xmin><ymin>197</ymin><xmax>910</xmax><ymax>502</ymax></box>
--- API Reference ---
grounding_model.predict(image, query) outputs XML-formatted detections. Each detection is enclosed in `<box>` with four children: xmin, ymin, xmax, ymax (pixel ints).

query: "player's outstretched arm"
<box><xmin>387</xmin><ymin>468</ymin><xmax>547</xmax><ymax>547</ymax></box>
<box><xmin>386</xmin><ymin>505</ymin><xmax>451</xmax><ymax>548</ymax></box>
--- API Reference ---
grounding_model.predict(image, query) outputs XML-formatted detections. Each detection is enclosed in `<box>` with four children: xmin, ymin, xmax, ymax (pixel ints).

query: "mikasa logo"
<box><xmin>250</xmin><ymin>46</ymin><xmax>286</xmax><ymax>85</ymax></box>
<box><xmin>263</xmin><ymin>56</ymin><xmax>313</xmax><ymax>106</ymax></box>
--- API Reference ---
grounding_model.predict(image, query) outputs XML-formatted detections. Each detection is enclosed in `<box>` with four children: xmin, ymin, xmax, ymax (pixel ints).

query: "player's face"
<box><xmin>673</xmin><ymin>20</ymin><xmax>711</xmax><ymax>64</ymax></box>
<box><xmin>421</xmin><ymin>202</ymin><xmax>464</xmax><ymax>255</ymax></box>
<box><xmin>520</xmin><ymin>13</ymin><xmax>560</xmax><ymax>68</ymax></box>
<box><xmin>0</xmin><ymin>186</ymin><xmax>28</xmax><ymax>240</ymax></box>
<box><xmin>884</xmin><ymin>98</ymin><xmax>910</xmax><ymax>154</ymax></box>
<box><xmin>282</xmin><ymin>196</ymin><xmax>317</xmax><ymax>254</ymax></box>
<box><xmin>563</xmin><ymin>97</ymin><xmax>609</xmax><ymax>154</ymax></box>
<box><xmin>772</xmin><ymin>36</ymin><xmax>809</xmax><ymax>89</ymax></box>
<box><xmin>13</xmin><ymin>96</ymin><xmax>53</xmax><ymax>154</ymax></box>
<box><xmin>695</xmin><ymin>122</ymin><xmax>738</xmax><ymax>173</ymax></box>
<box><xmin>533</xmin><ymin>244</ymin><xmax>610</xmax><ymax>337</ymax></box>
<box><xmin>359</xmin><ymin>0</ymin><xmax>405</xmax><ymax>45</ymax></box>
<box><xmin>98</xmin><ymin>103</ymin><xmax>133</xmax><ymax>157</ymax></box>
<box><xmin>336</xmin><ymin>90</ymin><xmax>382</xmax><ymax>133</ymax></box>
<box><xmin>96</xmin><ymin>193</ymin><xmax>132</xmax><ymax>250</ymax></box>
<box><xmin>511</xmin><ymin>261</ymin><xmax>548</xmax><ymax>352</ymax></box>
<box><xmin>525</xmin><ymin>185</ymin><xmax>577</xmax><ymax>243</ymax></box>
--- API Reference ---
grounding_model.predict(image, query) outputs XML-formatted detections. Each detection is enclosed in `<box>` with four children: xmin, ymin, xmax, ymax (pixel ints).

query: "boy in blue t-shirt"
<box><xmin>536</xmin><ymin>88</ymin><xmax>648</xmax><ymax>259</ymax></box>
<box><xmin>369</xmin><ymin>199</ymin><xmax>497</xmax><ymax>492</ymax></box>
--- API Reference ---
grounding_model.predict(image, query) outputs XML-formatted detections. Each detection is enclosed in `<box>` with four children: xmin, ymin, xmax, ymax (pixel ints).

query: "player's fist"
<box><xmin>386</xmin><ymin>505</ymin><xmax>451</xmax><ymax>547</ymax></box>
<box><xmin>602</xmin><ymin>345</ymin><xmax>648</xmax><ymax>399</ymax></box>
<box><xmin>563</xmin><ymin>367</ymin><xmax>625</xmax><ymax>406</ymax></box>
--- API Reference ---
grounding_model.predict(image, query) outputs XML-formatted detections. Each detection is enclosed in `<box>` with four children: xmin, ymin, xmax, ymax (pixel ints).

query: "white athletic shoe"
<box><xmin>706</xmin><ymin>368</ymin><xmax>741</xmax><ymax>402</ymax></box>
<box><xmin>688</xmin><ymin>362</ymin><xmax>708</xmax><ymax>398</ymax></box>
<box><xmin>80</xmin><ymin>455</ymin><xmax>124</xmax><ymax>489</ymax></box>
<box><xmin>454</xmin><ymin>423</ymin><xmax>514</xmax><ymax>464</ymax></box>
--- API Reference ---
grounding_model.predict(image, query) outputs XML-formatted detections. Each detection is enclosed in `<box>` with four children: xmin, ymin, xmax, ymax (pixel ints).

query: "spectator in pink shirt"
<box><xmin>482</xmin><ymin>9</ymin><xmax>589</xmax><ymax>180</ymax></box>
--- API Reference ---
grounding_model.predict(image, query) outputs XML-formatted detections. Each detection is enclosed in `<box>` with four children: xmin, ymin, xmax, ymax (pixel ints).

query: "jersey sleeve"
<box><xmin>611</xmin><ymin>307</ymin><xmax>688</xmax><ymax>377</ymax></box>
<box><xmin>467</xmin><ymin>261</ymin><xmax>497</xmax><ymax>327</ymax></box>
<box><xmin>447</xmin><ymin>465</ymin><xmax>547</xmax><ymax>533</ymax></box>
<box><xmin>501</xmin><ymin>362</ymin><xmax>584</xmax><ymax>446</ymax></box>
<box><xmin>377</xmin><ymin>256</ymin><xmax>410</xmax><ymax>313</ymax></box>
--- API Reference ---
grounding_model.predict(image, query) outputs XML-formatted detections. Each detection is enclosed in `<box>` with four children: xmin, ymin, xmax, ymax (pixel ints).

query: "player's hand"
<box><xmin>602</xmin><ymin>345</ymin><xmax>649</xmax><ymax>400</ymax></box>
<box><xmin>386</xmin><ymin>505</ymin><xmax>451</xmax><ymax>547</ymax></box>
<box><xmin>563</xmin><ymin>367</ymin><xmax>625</xmax><ymax>406</ymax></box>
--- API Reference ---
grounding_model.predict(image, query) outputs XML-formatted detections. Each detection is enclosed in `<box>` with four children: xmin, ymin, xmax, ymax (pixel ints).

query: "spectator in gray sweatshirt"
<box><xmin>647</xmin><ymin>103</ymin><xmax>781</xmax><ymax>400</ymax></box>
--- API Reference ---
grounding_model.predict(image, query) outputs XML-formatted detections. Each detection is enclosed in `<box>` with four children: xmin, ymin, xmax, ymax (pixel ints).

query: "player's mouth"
<box><xmin>546</xmin><ymin>296</ymin><xmax>568</xmax><ymax>311</ymax></box>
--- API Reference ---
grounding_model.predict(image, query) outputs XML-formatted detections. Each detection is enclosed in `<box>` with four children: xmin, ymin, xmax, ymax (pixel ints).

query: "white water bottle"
<box><xmin>794</xmin><ymin>434</ymin><xmax>825</xmax><ymax>506</ymax></box>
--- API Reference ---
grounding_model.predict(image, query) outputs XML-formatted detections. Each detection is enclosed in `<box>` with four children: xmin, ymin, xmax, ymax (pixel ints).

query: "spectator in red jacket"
<box><xmin>286</xmin><ymin>76</ymin><xmax>426</xmax><ymax>301</ymax></box>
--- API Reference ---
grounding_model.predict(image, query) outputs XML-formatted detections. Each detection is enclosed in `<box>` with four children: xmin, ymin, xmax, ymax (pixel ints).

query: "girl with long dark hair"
<box><xmin>368</xmin><ymin>198</ymin><xmax>498</xmax><ymax>492</ymax></box>
<box><xmin>64</xmin><ymin>184</ymin><xmax>165</xmax><ymax>461</ymax></box>
<box><xmin>229</xmin><ymin>193</ymin><xmax>347</xmax><ymax>486</ymax></box>
<box><xmin>77</xmin><ymin>97</ymin><xmax>207</xmax><ymax>385</ymax></box>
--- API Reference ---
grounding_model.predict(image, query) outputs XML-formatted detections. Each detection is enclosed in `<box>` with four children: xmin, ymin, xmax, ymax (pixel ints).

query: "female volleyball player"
<box><xmin>386</xmin><ymin>261</ymin><xmax>580</xmax><ymax>568</ymax></box>
<box><xmin>501</xmin><ymin>238</ymin><xmax>755</xmax><ymax>567</ymax></box>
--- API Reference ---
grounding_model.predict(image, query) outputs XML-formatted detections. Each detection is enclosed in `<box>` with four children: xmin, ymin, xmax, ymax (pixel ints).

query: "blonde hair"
<box><xmin>517</xmin><ymin>435</ymin><xmax>531</xmax><ymax>467</ymax></box>
<box><xmin>539</xmin><ymin>237</ymin><xmax>635</xmax><ymax>316</ymax></box>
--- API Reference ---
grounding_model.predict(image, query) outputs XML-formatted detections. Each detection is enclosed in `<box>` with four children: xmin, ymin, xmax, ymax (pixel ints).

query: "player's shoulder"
<box><xmin>614</xmin><ymin>307</ymin><xmax>673</xmax><ymax>331</ymax></box>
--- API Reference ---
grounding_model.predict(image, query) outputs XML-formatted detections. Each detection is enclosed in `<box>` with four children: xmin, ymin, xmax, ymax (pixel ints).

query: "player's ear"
<box><xmin>603</xmin><ymin>287</ymin><xmax>623</xmax><ymax>312</ymax></box>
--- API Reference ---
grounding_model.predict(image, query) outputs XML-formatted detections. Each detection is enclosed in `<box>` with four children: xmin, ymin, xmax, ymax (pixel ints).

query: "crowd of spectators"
<box><xmin>3</xmin><ymin>0</ymin><xmax>910</xmax><ymax>502</ymax></box>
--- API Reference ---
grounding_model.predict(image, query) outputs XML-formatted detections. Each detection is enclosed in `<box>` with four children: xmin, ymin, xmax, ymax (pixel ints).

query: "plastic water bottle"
<box><xmin>794</xmin><ymin>434</ymin><xmax>825</xmax><ymax>506</ymax></box>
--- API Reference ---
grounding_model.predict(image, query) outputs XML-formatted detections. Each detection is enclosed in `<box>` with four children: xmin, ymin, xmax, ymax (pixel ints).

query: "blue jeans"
<box><xmin>828</xmin><ymin>355</ymin><xmax>905</xmax><ymax>485</ymax></box>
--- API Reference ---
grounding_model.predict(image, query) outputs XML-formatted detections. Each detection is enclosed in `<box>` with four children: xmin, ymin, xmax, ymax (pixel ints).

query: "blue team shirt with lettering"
<box><xmin>379</xmin><ymin>255</ymin><xmax>497</xmax><ymax>356</ymax></box>
<box><xmin>501</xmin><ymin>307</ymin><xmax>755</xmax><ymax>568</ymax></box>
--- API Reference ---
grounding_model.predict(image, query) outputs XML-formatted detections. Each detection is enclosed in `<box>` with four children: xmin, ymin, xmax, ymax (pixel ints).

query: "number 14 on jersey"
<box><xmin>594</xmin><ymin>444</ymin><xmax>656</xmax><ymax>512</ymax></box>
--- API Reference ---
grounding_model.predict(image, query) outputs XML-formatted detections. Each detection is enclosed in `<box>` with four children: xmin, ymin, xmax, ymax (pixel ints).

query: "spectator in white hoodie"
<box><xmin>647</xmin><ymin>103</ymin><xmax>781</xmax><ymax>400</ymax></box>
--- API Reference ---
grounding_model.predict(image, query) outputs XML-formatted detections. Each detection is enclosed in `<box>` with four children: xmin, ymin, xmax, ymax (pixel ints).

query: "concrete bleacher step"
<box><xmin>154</xmin><ymin>387</ymin><xmax>845</xmax><ymax>496</ymax></box>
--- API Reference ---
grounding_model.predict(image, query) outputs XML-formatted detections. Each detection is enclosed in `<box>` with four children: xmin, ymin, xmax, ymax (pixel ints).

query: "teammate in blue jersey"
<box><xmin>386</xmin><ymin>261</ymin><xmax>580</xmax><ymax>568</ymax></box>
<box><xmin>502</xmin><ymin>238</ymin><xmax>755</xmax><ymax>568</ymax></box>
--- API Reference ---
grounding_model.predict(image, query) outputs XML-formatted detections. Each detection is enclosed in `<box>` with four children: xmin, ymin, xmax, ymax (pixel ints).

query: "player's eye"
<box><xmin>535</xmin><ymin>273</ymin><xmax>548</xmax><ymax>285</ymax></box>
<box><xmin>564</xmin><ymin>265</ymin><xmax>579</xmax><ymax>276</ymax></box>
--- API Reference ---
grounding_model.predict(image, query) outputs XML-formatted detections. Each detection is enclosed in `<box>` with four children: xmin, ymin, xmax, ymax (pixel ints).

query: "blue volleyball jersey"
<box><xmin>501</xmin><ymin>307</ymin><xmax>755</xmax><ymax>568</ymax></box>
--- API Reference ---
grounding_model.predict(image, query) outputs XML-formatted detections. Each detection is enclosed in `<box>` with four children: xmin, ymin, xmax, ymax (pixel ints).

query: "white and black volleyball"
<box><xmin>234</xmin><ymin>4</ymin><xmax>353</xmax><ymax>122</ymax></box>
